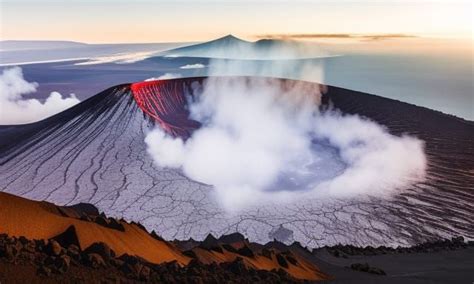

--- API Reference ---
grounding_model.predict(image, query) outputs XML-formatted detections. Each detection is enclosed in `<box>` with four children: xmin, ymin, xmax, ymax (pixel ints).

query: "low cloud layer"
<box><xmin>145</xmin><ymin>73</ymin><xmax>182</xmax><ymax>81</ymax></box>
<box><xmin>0</xmin><ymin>67</ymin><xmax>80</xmax><ymax>125</ymax></box>
<box><xmin>75</xmin><ymin>51</ymin><xmax>156</xmax><ymax>66</ymax></box>
<box><xmin>145</xmin><ymin>76</ymin><xmax>427</xmax><ymax>211</ymax></box>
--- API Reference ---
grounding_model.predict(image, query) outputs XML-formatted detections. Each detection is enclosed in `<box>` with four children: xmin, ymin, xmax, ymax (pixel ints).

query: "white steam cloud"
<box><xmin>0</xmin><ymin>67</ymin><xmax>80</xmax><ymax>125</ymax></box>
<box><xmin>145</xmin><ymin>47</ymin><xmax>426</xmax><ymax>211</ymax></box>
<box><xmin>145</xmin><ymin>77</ymin><xmax>426</xmax><ymax>211</ymax></box>
<box><xmin>180</xmin><ymin>63</ymin><xmax>206</xmax><ymax>69</ymax></box>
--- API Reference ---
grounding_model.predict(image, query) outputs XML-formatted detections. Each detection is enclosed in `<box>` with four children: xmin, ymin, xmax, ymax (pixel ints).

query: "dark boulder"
<box><xmin>276</xmin><ymin>253</ymin><xmax>288</xmax><ymax>268</ymax></box>
<box><xmin>84</xmin><ymin>242</ymin><xmax>115</xmax><ymax>261</ymax></box>
<box><xmin>47</xmin><ymin>240</ymin><xmax>63</xmax><ymax>256</ymax></box>
<box><xmin>237</xmin><ymin>245</ymin><xmax>254</xmax><ymax>258</ymax></box>
<box><xmin>84</xmin><ymin>253</ymin><xmax>106</xmax><ymax>268</ymax></box>
<box><xmin>52</xmin><ymin>225</ymin><xmax>80</xmax><ymax>249</ymax></box>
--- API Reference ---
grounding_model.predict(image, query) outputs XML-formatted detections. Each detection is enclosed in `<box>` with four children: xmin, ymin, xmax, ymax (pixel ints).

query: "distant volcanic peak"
<box><xmin>131</xmin><ymin>79</ymin><xmax>201</xmax><ymax>138</ymax></box>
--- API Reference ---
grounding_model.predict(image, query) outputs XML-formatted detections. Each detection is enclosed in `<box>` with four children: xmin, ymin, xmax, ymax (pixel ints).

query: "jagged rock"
<box><xmin>23</xmin><ymin>240</ymin><xmax>36</xmax><ymax>253</ymax></box>
<box><xmin>94</xmin><ymin>216</ymin><xmax>109</xmax><ymax>227</ymax></box>
<box><xmin>66</xmin><ymin>203</ymin><xmax>100</xmax><ymax>217</ymax></box>
<box><xmin>55</xmin><ymin>255</ymin><xmax>71</xmax><ymax>273</ymax></box>
<box><xmin>53</xmin><ymin>225</ymin><xmax>80</xmax><ymax>249</ymax></box>
<box><xmin>276</xmin><ymin>253</ymin><xmax>288</xmax><ymax>268</ymax></box>
<box><xmin>261</xmin><ymin>248</ymin><xmax>274</xmax><ymax>259</ymax></box>
<box><xmin>18</xmin><ymin>236</ymin><xmax>28</xmax><ymax>245</ymax></box>
<box><xmin>210</xmin><ymin>245</ymin><xmax>223</xmax><ymax>253</ymax></box>
<box><xmin>218</xmin><ymin>232</ymin><xmax>245</xmax><ymax>244</ymax></box>
<box><xmin>18</xmin><ymin>250</ymin><xmax>35</xmax><ymax>262</ymax></box>
<box><xmin>47</xmin><ymin>240</ymin><xmax>63</xmax><ymax>256</ymax></box>
<box><xmin>67</xmin><ymin>244</ymin><xmax>80</xmax><ymax>261</ymax></box>
<box><xmin>351</xmin><ymin>262</ymin><xmax>370</xmax><ymax>272</ymax></box>
<box><xmin>119</xmin><ymin>254</ymin><xmax>140</xmax><ymax>265</ymax></box>
<box><xmin>228</xmin><ymin>257</ymin><xmax>247</xmax><ymax>274</ymax></box>
<box><xmin>34</xmin><ymin>240</ymin><xmax>48</xmax><ymax>252</ymax></box>
<box><xmin>110</xmin><ymin>258</ymin><xmax>125</xmax><ymax>267</ymax></box>
<box><xmin>108</xmin><ymin>218</ymin><xmax>125</xmax><ymax>231</ymax></box>
<box><xmin>150</xmin><ymin>230</ymin><xmax>164</xmax><ymax>241</ymax></box>
<box><xmin>237</xmin><ymin>245</ymin><xmax>254</xmax><ymax>258</ymax></box>
<box><xmin>285</xmin><ymin>255</ymin><xmax>298</xmax><ymax>266</ymax></box>
<box><xmin>187</xmin><ymin>258</ymin><xmax>202</xmax><ymax>268</ymax></box>
<box><xmin>351</xmin><ymin>262</ymin><xmax>386</xmax><ymax>275</ymax></box>
<box><xmin>132</xmin><ymin>221</ymin><xmax>148</xmax><ymax>232</ymax></box>
<box><xmin>85</xmin><ymin>253</ymin><xmax>105</xmax><ymax>268</ymax></box>
<box><xmin>222</xmin><ymin>244</ymin><xmax>238</xmax><ymax>253</ymax></box>
<box><xmin>200</xmin><ymin>234</ymin><xmax>218</xmax><ymax>249</ymax></box>
<box><xmin>368</xmin><ymin>267</ymin><xmax>386</xmax><ymax>275</ymax></box>
<box><xmin>0</xmin><ymin>243</ymin><xmax>15</xmax><ymax>260</ymax></box>
<box><xmin>183</xmin><ymin>250</ymin><xmax>197</xmax><ymax>258</ymax></box>
<box><xmin>84</xmin><ymin>242</ymin><xmax>115</xmax><ymax>261</ymax></box>
<box><xmin>166</xmin><ymin>260</ymin><xmax>181</xmax><ymax>273</ymax></box>
<box><xmin>139</xmin><ymin>265</ymin><xmax>151</xmax><ymax>281</ymax></box>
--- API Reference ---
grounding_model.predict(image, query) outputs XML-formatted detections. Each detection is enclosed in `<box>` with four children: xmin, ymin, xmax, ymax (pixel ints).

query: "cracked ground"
<box><xmin>1</xmin><ymin>83</ymin><xmax>473</xmax><ymax>248</ymax></box>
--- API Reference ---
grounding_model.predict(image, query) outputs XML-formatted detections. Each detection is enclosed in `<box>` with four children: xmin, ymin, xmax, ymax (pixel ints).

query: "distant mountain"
<box><xmin>0</xmin><ymin>40</ymin><xmax>88</xmax><ymax>51</ymax></box>
<box><xmin>160</xmin><ymin>34</ymin><xmax>327</xmax><ymax>60</ymax></box>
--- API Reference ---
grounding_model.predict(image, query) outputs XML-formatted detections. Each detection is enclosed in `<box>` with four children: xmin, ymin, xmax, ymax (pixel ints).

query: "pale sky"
<box><xmin>0</xmin><ymin>0</ymin><xmax>472</xmax><ymax>43</ymax></box>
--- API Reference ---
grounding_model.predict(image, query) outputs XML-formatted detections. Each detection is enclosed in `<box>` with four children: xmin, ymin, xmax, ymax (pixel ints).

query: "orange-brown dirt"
<box><xmin>0</xmin><ymin>192</ymin><xmax>329</xmax><ymax>282</ymax></box>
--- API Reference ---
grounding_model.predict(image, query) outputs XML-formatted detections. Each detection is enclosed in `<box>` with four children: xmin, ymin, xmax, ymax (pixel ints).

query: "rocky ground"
<box><xmin>2</xmin><ymin>229</ymin><xmax>473</xmax><ymax>283</ymax></box>
<box><xmin>0</xmin><ymin>232</ymin><xmax>311</xmax><ymax>283</ymax></box>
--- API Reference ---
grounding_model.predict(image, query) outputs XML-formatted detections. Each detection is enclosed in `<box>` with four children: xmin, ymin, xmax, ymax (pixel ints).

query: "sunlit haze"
<box><xmin>0</xmin><ymin>0</ymin><xmax>472</xmax><ymax>43</ymax></box>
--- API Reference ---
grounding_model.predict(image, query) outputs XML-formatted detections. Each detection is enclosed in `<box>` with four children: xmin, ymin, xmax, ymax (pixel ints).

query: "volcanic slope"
<box><xmin>0</xmin><ymin>77</ymin><xmax>473</xmax><ymax>248</ymax></box>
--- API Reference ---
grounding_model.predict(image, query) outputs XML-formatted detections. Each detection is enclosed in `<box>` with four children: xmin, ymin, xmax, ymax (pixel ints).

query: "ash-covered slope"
<box><xmin>0</xmin><ymin>77</ymin><xmax>473</xmax><ymax>249</ymax></box>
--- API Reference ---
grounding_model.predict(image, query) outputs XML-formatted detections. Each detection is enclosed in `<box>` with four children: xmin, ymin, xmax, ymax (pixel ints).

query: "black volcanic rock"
<box><xmin>47</xmin><ymin>240</ymin><xmax>63</xmax><ymax>256</ymax></box>
<box><xmin>65</xmin><ymin>203</ymin><xmax>100</xmax><ymax>217</ymax></box>
<box><xmin>200</xmin><ymin>234</ymin><xmax>218</xmax><ymax>250</ymax></box>
<box><xmin>276</xmin><ymin>253</ymin><xmax>289</xmax><ymax>268</ymax></box>
<box><xmin>84</xmin><ymin>253</ymin><xmax>106</xmax><ymax>268</ymax></box>
<box><xmin>83</xmin><ymin>242</ymin><xmax>115</xmax><ymax>261</ymax></box>
<box><xmin>217</xmin><ymin>232</ymin><xmax>246</xmax><ymax>244</ymax></box>
<box><xmin>350</xmin><ymin>262</ymin><xmax>386</xmax><ymax>275</ymax></box>
<box><xmin>52</xmin><ymin>225</ymin><xmax>80</xmax><ymax>249</ymax></box>
<box><xmin>237</xmin><ymin>245</ymin><xmax>255</xmax><ymax>258</ymax></box>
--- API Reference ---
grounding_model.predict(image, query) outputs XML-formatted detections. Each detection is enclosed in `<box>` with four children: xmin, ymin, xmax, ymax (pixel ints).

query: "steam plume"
<box><xmin>145</xmin><ymin>45</ymin><xmax>426</xmax><ymax>211</ymax></box>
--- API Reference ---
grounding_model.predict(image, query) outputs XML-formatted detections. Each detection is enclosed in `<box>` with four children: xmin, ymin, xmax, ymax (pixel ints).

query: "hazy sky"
<box><xmin>0</xmin><ymin>0</ymin><xmax>472</xmax><ymax>43</ymax></box>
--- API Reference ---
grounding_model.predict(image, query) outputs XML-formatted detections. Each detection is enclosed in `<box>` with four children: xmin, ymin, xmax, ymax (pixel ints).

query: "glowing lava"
<box><xmin>131</xmin><ymin>79</ymin><xmax>202</xmax><ymax>138</ymax></box>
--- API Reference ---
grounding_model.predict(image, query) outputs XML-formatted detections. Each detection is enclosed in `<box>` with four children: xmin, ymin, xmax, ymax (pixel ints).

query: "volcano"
<box><xmin>159</xmin><ymin>34</ymin><xmax>325</xmax><ymax>60</ymax></box>
<box><xmin>0</xmin><ymin>76</ymin><xmax>473</xmax><ymax>248</ymax></box>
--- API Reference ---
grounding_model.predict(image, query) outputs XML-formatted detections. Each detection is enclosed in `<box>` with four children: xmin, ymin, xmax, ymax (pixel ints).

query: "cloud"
<box><xmin>74</xmin><ymin>51</ymin><xmax>156</xmax><ymax>66</ymax></box>
<box><xmin>145</xmin><ymin>73</ymin><xmax>182</xmax><ymax>81</ymax></box>
<box><xmin>256</xmin><ymin>33</ymin><xmax>416</xmax><ymax>40</ymax></box>
<box><xmin>145</xmin><ymin>76</ymin><xmax>426</xmax><ymax>211</ymax></box>
<box><xmin>180</xmin><ymin>63</ymin><xmax>206</xmax><ymax>69</ymax></box>
<box><xmin>0</xmin><ymin>67</ymin><xmax>80</xmax><ymax>125</ymax></box>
